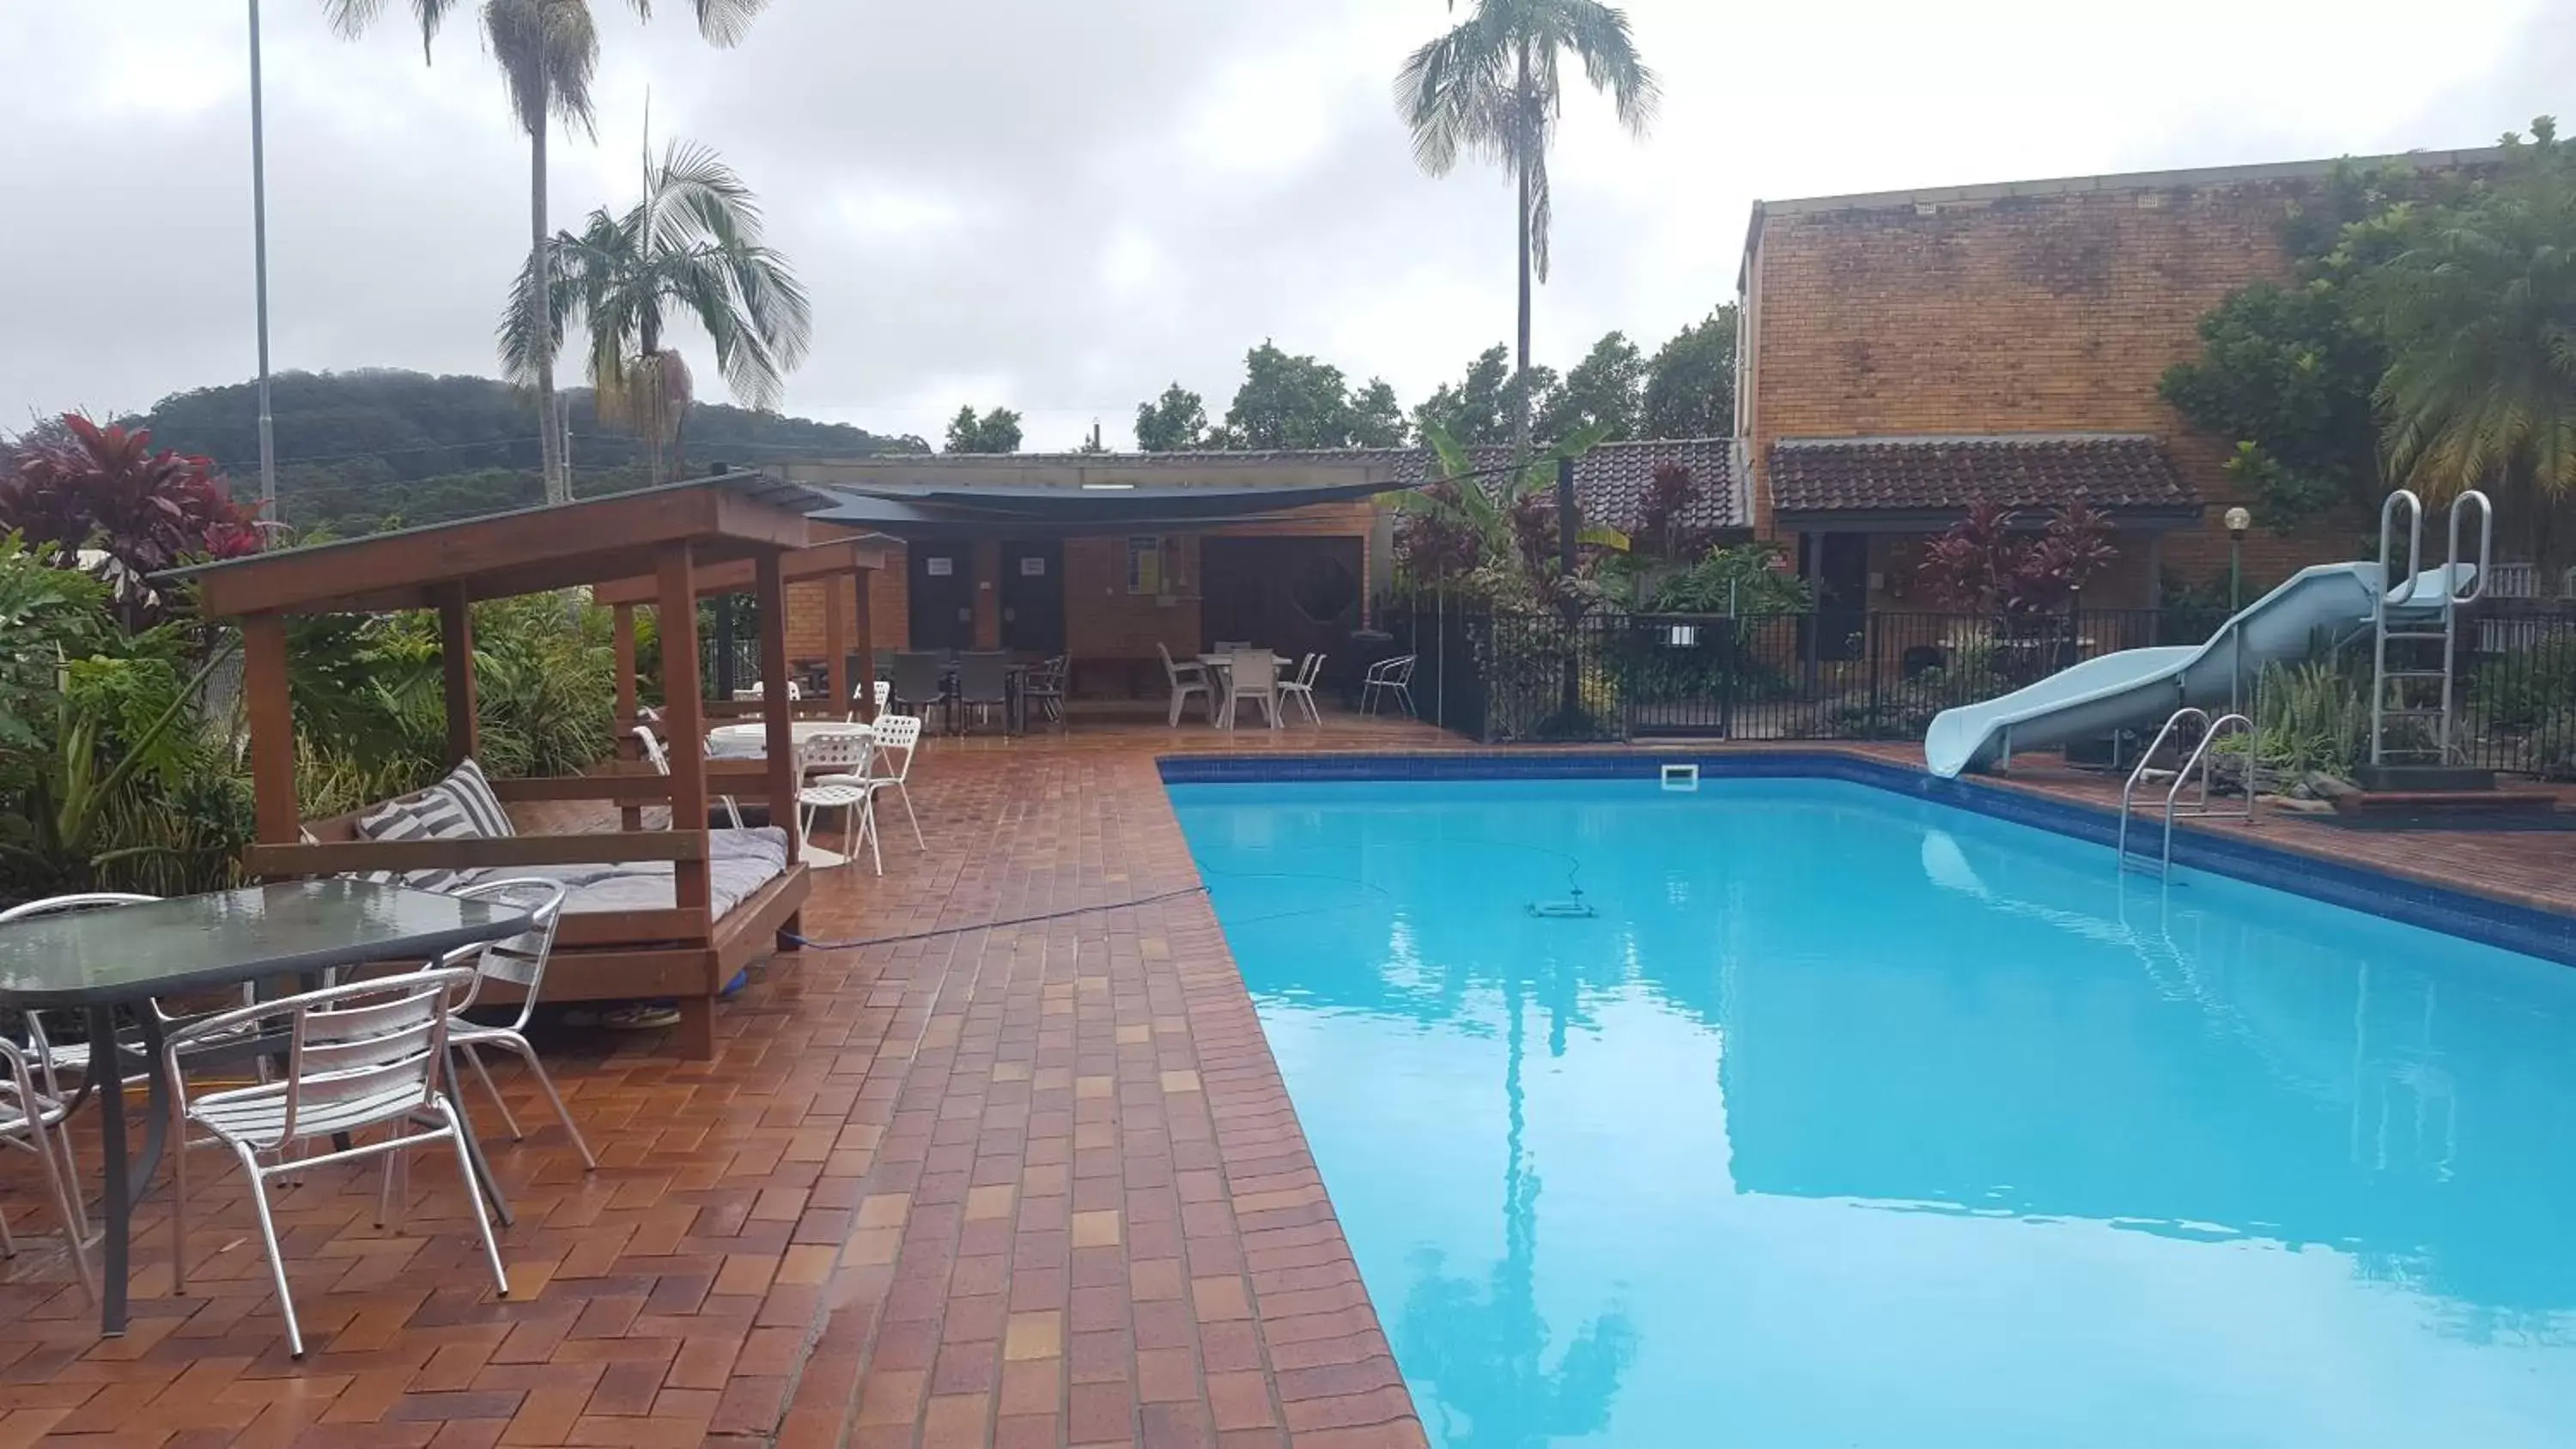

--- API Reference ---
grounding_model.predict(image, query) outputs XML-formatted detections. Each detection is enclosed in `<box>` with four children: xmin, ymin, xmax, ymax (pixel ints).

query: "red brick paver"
<box><xmin>5</xmin><ymin>717</ymin><xmax>2567</xmax><ymax>1447</ymax></box>
<box><xmin>0</xmin><ymin>713</ymin><xmax>1444</xmax><ymax>1448</ymax></box>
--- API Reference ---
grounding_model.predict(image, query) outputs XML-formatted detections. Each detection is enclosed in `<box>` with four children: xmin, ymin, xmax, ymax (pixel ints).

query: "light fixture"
<box><xmin>2224</xmin><ymin>506</ymin><xmax>2251</xmax><ymax>536</ymax></box>
<box><xmin>1080</xmin><ymin>482</ymin><xmax>1136</xmax><ymax>491</ymax></box>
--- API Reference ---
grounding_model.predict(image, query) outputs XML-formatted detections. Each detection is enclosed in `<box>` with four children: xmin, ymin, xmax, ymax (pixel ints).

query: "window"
<box><xmin>1127</xmin><ymin>536</ymin><xmax>1163</xmax><ymax>596</ymax></box>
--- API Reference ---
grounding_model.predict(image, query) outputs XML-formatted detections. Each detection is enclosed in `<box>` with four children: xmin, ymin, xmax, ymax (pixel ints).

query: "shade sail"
<box><xmin>802</xmin><ymin>477</ymin><xmax>1413</xmax><ymax>538</ymax></box>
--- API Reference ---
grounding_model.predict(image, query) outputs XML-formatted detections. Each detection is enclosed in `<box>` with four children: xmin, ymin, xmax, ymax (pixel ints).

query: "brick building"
<box><xmin>1733</xmin><ymin>148</ymin><xmax>2496</xmax><ymax>621</ymax></box>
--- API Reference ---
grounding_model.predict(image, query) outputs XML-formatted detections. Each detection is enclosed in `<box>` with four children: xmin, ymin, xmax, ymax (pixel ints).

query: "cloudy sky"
<box><xmin>4</xmin><ymin>0</ymin><xmax>2567</xmax><ymax>452</ymax></box>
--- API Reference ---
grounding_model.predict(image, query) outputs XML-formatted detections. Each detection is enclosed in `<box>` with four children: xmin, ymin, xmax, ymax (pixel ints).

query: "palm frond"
<box><xmin>1394</xmin><ymin>16</ymin><xmax>1513</xmax><ymax>177</ymax></box>
<box><xmin>482</xmin><ymin>0</ymin><xmax>600</xmax><ymax>136</ymax></box>
<box><xmin>323</xmin><ymin>0</ymin><xmax>466</xmax><ymax>61</ymax></box>
<box><xmin>687</xmin><ymin>0</ymin><xmax>769</xmax><ymax>46</ymax></box>
<box><xmin>1559</xmin><ymin>0</ymin><xmax>1660</xmax><ymax>133</ymax></box>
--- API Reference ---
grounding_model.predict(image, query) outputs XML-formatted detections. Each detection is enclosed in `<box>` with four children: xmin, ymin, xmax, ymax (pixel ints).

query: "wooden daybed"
<box><xmin>164</xmin><ymin>471</ymin><xmax>861</xmax><ymax>1060</ymax></box>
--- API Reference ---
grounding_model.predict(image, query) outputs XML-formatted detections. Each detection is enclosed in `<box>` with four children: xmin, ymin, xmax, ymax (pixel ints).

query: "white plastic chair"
<box><xmin>1278</xmin><ymin>652</ymin><xmax>1327</xmax><ymax>726</ymax></box>
<box><xmin>435</xmin><ymin>879</ymin><xmax>594</xmax><ymax>1170</ymax></box>
<box><xmin>2</xmin><ymin>1036</ymin><xmax>95</xmax><ymax>1303</ymax></box>
<box><xmin>793</xmin><ymin>729</ymin><xmax>878</xmax><ymax>870</ymax></box>
<box><xmin>1218</xmin><ymin>649</ymin><xmax>1281</xmax><ymax>730</ymax></box>
<box><xmin>1158</xmin><ymin>643</ymin><xmax>1211</xmax><ymax>727</ymax></box>
<box><xmin>732</xmin><ymin>680</ymin><xmax>801</xmax><ymax>702</ymax></box>
<box><xmin>163</xmin><ymin>967</ymin><xmax>504</xmax><ymax>1358</ymax></box>
<box><xmin>1360</xmin><ymin>654</ymin><xmax>1419</xmax><ymax>718</ymax></box>
<box><xmin>848</xmin><ymin>679</ymin><xmax>891</xmax><ymax>723</ymax></box>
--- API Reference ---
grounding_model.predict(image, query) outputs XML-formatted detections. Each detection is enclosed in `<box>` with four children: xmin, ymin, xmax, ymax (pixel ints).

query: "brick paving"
<box><xmin>3</xmin><ymin>714</ymin><xmax>2570</xmax><ymax>1447</ymax></box>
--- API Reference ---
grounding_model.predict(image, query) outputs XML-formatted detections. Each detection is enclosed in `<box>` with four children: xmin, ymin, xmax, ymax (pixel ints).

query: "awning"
<box><xmin>802</xmin><ymin>477</ymin><xmax>1414</xmax><ymax>540</ymax></box>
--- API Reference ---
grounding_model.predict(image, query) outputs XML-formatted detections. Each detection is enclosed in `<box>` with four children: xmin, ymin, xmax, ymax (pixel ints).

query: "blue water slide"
<box><xmin>1923</xmin><ymin>562</ymin><xmax>2466</xmax><ymax>778</ymax></box>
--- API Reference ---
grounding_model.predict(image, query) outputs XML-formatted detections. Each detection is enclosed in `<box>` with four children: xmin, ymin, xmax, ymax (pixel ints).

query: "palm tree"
<box><xmin>506</xmin><ymin>134</ymin><xmax>811</xmax><ymax>483</ymax></box>
<box><xmin>325</xmin><ymin>0</ymin><xmax>769</xmax><ymax>503</ymax></box>
<box><xmin>2363</xmin><ymin>119</ymin><xmax>2576</xmax><ymax>516</ymax></box>
<box><xmin>1397</xmin><ymin>0</ymin><xmax>1656</xmax><ymax>459</ymax></box>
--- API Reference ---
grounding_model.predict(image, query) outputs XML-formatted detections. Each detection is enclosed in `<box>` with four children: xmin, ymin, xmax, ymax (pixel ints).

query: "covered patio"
<box><xmin>173</xmin><ymin>472</ymin><xmax>837</xmax><ymax>1058</ymax></box>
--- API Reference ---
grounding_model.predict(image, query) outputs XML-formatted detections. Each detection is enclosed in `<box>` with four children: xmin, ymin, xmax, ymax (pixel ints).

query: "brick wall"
<box><xmin>1744</xmin><ymin>179</ymin><xmax>2360</xmax><ymax>589</ymax></box>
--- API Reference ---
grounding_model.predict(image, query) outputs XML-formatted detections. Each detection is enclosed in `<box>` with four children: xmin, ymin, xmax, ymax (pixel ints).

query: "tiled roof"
<box><xmin>1768</xmin><ymin>433</ymin><xmax>2198</xmax><ymax>518</ymax></box>
<box><xmin>1399</xmin><ymin>437</ymin><xmax>1741</xmax><ymax>531</ymax></box>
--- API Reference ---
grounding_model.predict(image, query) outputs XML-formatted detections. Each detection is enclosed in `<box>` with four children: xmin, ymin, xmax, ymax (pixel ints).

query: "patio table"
<box><xmin>1198</xmin><ymin>653</ymin><xmax>1296</xmax><ymax>727</ymax></box>
<box><xmin>706</xmin><ymin>718</ymin><xmax>875</xmax><ymax>760</ymax></box>
<box><xmin>0</xmin><ymin>879</ymin><xmax>536</xmax><ymax>1337</ymax></box>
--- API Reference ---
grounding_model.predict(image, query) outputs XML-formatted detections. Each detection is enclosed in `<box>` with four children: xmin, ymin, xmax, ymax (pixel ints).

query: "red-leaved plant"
<box><xmin>0</xmin><ymin>413</ymin><xmax>263</xmax><ymax>625</ymax></box>
<box><xmin>1916</xmin><ymin>498</ymin><xmax>2118</xmax><ymax>615</ymax></box>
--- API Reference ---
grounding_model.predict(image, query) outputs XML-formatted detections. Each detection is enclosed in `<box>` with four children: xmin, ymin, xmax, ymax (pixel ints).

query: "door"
<box><xmin>1200</xmin><ymin>537</ymin><xmax>1363</xmax><ymax>670</ymax></box>
<box><xmin>908</xmin><ymin>545</ymin><xmax>975</xmax><ymax>650</ymax></box>
<box><xmin>999</xmin><ymin>540</ymin><xmax>1065</xmax><ymax>654</ymax></box>
<box><xmin>1808</xmin><ymin>532</ymin><xmax>1869</xmax><ymax>663</ymax></box>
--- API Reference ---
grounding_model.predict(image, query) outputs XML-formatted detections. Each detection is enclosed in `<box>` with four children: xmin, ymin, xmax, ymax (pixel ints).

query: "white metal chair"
<box><xmin>1278</xmin><ymin>652</ymin><xmax>1327</xmax><ymax>726</ymax></box>
<box><xmin>163</xmin><ymin>967</ymin><xmax>504</xmax><ymax>1358</ymax></box>
<box><xmin>1360</xmin><ymin>653</ymin><xmax>1419</xmax><ymax>718</ymax></box>
<box><xmin>732</xmin><ymin>680</ymin><xmax>801</xmax><ymax>703</ymax></box>
<box><xmin>1158</xmin><ymin>643</ymin><xmax>1211</xmax><ymax>727</ymax></box>
<box><xmin>1</xmin><ymin>1037</ymin><xmax>95</xmax><ymax>1303</ymax></box>
<box><xmin>848</xmin><ymin>678</ymin><xmax>891</xmax><ymax>723</ymax></box>
<box><xmin>1218</xmin><ymin>649</ymin><xmax>1282</xmax><ymax>730</ymax></box>
<box><xmin>813</xmin><ymin>714</ymin><xmax>924</xmax><ymax>876</ymax></box>
<box><xmin>435</xmin><ymin>879</ymin><xmax>594</xmax><ymax>1170</ymax></box>
<box><xmin>634</xmin><ymin>723</ymin><xmax>741</xmax><ymax>829</ymax></box>
<box><xmin>793</xmin><ymin>729</ymin><xmax>878</xmax><ymax>870</ymax></box>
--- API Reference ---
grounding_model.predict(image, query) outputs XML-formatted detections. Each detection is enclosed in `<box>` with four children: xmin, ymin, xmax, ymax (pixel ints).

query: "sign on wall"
<box><xmin>1019</xmin><ymin>556</ymin><xmax>1047</xmax><ymax>577</ymax></box>
<box><xmin>925</xmin><ymin>556</ymin><xmax>954</xmax><ymax>577</ymax></box>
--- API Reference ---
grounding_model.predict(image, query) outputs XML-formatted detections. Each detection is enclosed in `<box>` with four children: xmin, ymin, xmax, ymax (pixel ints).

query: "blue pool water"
<box><xmin>1168</xmin><ymin>776</ymin><xmax>2576</xmax><ymax>1448</ymax></box>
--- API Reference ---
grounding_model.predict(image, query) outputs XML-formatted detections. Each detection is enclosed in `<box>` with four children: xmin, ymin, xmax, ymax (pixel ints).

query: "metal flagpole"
<box><xmin>249</xmin><ymin>0</ymin><xmax>279</xmax><ymax>524</ymax></box>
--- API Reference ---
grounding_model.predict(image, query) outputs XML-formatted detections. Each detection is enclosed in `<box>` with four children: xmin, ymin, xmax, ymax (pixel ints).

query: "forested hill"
<box><xmin>130</xmin><ymin>368</ymin><xmax>927</xmax><ymax>532</ymax></box>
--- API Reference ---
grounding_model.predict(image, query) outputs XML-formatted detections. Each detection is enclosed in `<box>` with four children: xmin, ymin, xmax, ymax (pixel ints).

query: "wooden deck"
<box><xmin>3</xmin><ymin>713</ymin><xmax>2570</xmax><ymax>1446</ymax></box>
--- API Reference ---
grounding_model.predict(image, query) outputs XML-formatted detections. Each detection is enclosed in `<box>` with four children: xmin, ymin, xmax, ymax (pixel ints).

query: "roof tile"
<box><xmin>1769</xmin><ymin>434</ymin><xmax>2198</xmax><ymax>518</ymax></box>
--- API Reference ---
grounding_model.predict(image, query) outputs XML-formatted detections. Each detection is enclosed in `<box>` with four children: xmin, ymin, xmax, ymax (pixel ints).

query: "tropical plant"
<box><xmin>1396</xmin><ymin>0</ymin><xmax>1656</xmax><ymax>457</ymax></box>
<box><xmin>1644</xmin><ymin>542</ymin><xmax>1811</xmax><ymax>615</ymax></box>
<box><xmin>2252</xmin><ymin>658</ymin><xmax>2372</xmax><ymax>782</ymax></box>
<box><xmin>507</xmin><ymin>134</ymin><xmax>814</xmax><ymax>485</ymax></box>
<box><xmin>331</xmin><ymin>0</ymin><xmax>774</xmax><ymax>503</ymax></box>
<box><xmin>1916</xmin><ymin>500</ymin><xmax>2119</xmax><ymax>616</ymax></box>
<box><xmin>2358</xmin><ymin>118</ymin><xmax>2576</xmax><ymax>514</ymax></box>
<box><xmin>0</xmin><ymin>414</ymin><xmax>263</xmax><ymax>627</ymax></box>
<box><xmin>1392</xmin><ymin>419</ymin><xmax>1616</xmax><ymax>600</ymax></box>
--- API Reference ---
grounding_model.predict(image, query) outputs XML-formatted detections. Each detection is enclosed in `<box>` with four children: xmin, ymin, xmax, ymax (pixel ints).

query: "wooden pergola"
<box><xmin>592</xmin><ymin>532</ymin><xmax>896</xmax><ymax>724</ymax></box>
<box><xmin>168</xmin><ymin>472</ymin><xmax>832</xmax><ymax>1058</ymax></box>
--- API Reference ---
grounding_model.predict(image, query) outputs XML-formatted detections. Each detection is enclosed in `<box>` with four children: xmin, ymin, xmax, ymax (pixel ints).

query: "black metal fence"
<box><xmin>1379</xmin><ymin>593</ymin><xmax>2576</xmax><ymax>779</ymax></box>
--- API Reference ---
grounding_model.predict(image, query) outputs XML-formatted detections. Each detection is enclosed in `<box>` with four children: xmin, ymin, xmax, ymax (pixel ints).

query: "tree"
<box><xmin>945</xmin><ymin>405</ymin><xmax>1024</xmax><ymax>454</ymax></box>
<box><xmin>2359</xmin><ymin>118</ymin><xmax>2576</xmax><ymax>513</ymax></box>
<box><xmin>327</xmin><ymin>0</ymin><xmax>772</xmax><ymax>504</ymax></box>
<box><xmin>1224</xmin><ymin>343</ymin><xmax>1364</xmax><ymax>450</ymax></box>
<box><xmin>1133</xmin><ymin>384</ymin><xmax>1212</xmax><ymax>451</ymax></box>
<box><xmin>507</xmin><ymin>136</ymin><xmax>812</xmax><ymax>485</ymax></box>
<box><xmin>1534</xmin><ymin>330</ymin><xmax>1643</xmax><ymax>440</ymax></box>
<box><xmin>1640</xmin><ymin>306</ymin><xmax>1735</xmax><ymax>439</ymax></box>
<box><xmin>2159</xmin><ymin>282</ymin><xmax>2385</xmax><ymax>526</ymax></box>
<box><xmin>1350</xmin><ymin>379</ymin><xmax>1412</xmax><ymax>448</ymax></box>
<box><xmin>1396</xmin><ymin>0</ymin><xmax>1656</xmax><ymax>458</ymax></box>
<box><xmin>1416</xmin><ymin>344</ymin><xmax>1553</xmax><ymax>447</ymax></box>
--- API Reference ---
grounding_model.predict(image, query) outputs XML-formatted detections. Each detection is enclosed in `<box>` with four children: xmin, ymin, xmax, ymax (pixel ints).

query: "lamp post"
<box><xmin>2226</xmin><ymin>506</ymin><xmax>2251</xmax><ymax>713</ymax></box>
<box><xmin>247</xmin><ymin>0</ymin><xmax>278</xmax><ymax>525</ymax></box>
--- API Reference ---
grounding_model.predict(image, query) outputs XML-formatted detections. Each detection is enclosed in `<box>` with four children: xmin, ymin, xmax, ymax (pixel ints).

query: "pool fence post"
<box><xmin>1865</xmin><ymin>612</ymin><xmax>1882</xmax><ymax>737</ymax></box>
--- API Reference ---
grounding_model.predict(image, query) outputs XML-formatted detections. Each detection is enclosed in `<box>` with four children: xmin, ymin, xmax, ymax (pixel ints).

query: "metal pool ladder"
<box><xmin>2117</xmin><ymin>707</ymin><xmax>2257</xmax><ymax>879</ymax></box>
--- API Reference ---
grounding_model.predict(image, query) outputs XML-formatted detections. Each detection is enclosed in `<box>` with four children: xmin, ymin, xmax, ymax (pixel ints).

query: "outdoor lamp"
<box><xmin>2224</xmin><ymin>506</ymin><xmax>2251</xmax><ymax>615</ymax></box>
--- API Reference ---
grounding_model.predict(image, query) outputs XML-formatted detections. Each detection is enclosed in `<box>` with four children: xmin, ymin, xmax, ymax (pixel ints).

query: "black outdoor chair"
<box><xmin>889</xmin><ymin>652</ymin><xmax>951</xmax><ymax>732</ymax></box>
<box><xmin>1020</xmin><ymin>654</ymin><xmax>1070</xmax><ymax>733</ymax></box>
<box><xmin>954</xmin><ymin>651</ymin><xmax>1013</xmax><ymax>736</ymax></box>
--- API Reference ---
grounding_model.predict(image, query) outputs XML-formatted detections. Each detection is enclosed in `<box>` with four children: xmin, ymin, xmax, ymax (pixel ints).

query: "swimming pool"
<box><xmin>1168</xmin><ymin>773</ymin><xmax>2576</xmax><ymax>1448</ymax></box>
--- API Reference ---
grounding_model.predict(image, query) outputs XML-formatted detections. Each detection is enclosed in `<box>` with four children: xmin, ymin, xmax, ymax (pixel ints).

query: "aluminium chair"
<box><xmin>1</xmin><ymin>1036</ymin><xmax>95</xmax><ymax>1303</ymax></box>
<box><xmin>1360</xmin><ymin>653</ymin><xmax>1419</xmax><ymax>718</ymax></box>
<box><xmin>434</xmin><ymin>878</ymin><xmax>595</xmax><ymax>1170</ymax></box>
<box><xmin>163</xmin><ymin>967</ymin><xmax>505</xmax><ymax>1358</ymax></box>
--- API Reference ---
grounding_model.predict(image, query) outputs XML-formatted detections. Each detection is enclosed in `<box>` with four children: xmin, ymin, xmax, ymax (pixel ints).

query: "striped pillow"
<box><xmin>444</xmin><ymin>758</ymin><xmax>515</xmax><ymax>839</ymax></box>
<box><xmin>357</xmin><ymin>783</ymin><xmax>483</xmax><ymax>893</ymax></box>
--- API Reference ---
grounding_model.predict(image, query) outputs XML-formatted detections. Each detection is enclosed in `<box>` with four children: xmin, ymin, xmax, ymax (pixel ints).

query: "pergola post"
<box><xmin>241</xmin><ymin>613</ymin><xmax>298</xmax><ymax>846</ymax></box>
<box><xmin>613</xmin><ymin>603</ymin><xmax>641</xmax><ymax>831</ymax></box>
<box><xmin>436</xmin><ymin>584</ymin><xmax>477</xmax><ymax>767</ymax></box>
<box><xmin>823</xmin><ymin>579</ymin><xmax>848</xmax><ymax>720</ymax></box>
<box><xmin>853</xmin><ymin>572</ymin><xmax>876</xmax><ymax>717</ymax></box>
<box><xmin>655</xmin><ymin>544</ymin><xmax>712</xmax><ymax>911</ymax></box>
<box><xmin>756</xmin><ymin>554</ymin><xmax>799</xmax><ymax>873</ymax></box>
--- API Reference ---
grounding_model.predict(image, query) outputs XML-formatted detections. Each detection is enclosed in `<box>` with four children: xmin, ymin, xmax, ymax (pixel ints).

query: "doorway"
<box><xmin>1807</xmin><ymin>532</ymin><xmax>1868</xmax><ymax>663</ymax></box>
<box><xmin>999</xmin><ymin>540</ymin><xmax>1065</xmax><ymax>654</ymax></box>
<box><xmin>908</xmin><ymin>545</ymin><xmax>975</xmax><ymax>650</ymax></box>
<box><xmin>1200</xmin><ymin>536</ymin><xmax>1363</xmax><ymax>670</ymax></box>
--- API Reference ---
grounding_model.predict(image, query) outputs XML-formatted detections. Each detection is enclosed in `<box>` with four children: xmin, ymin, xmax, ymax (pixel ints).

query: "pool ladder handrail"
<box><xmin>2117</xmin><ymin>708</ymin><xmax>2257</xmax><ymax>878</ymax></box>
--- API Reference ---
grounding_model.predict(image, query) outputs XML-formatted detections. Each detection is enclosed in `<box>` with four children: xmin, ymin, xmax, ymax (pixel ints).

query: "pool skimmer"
<box><xmin>1526</xmin><ymin>892</ymin><xmax>1599</xmax><ymax>919</ymax></box>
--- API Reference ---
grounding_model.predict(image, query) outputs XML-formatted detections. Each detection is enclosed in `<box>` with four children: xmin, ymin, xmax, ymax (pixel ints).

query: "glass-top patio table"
<box><xmin>0</xmin><ymin>879</ymin><xmax>535</xmax><ymax>1337</ymax></box>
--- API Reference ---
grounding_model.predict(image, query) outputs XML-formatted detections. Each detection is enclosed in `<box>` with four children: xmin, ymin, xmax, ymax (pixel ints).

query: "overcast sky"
<box><xmin>4</xmin><ymin>1</ymin><xmax>2567</xmax><ymax>452</ymax></box>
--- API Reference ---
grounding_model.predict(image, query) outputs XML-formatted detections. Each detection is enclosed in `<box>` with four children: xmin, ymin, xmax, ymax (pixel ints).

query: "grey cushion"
<box><xmin>355</xmin><ymin>784</ymin><xmax>481</xmax><ymax>892</ymax></box>
<box><xmin>443</xmin><ymin>757</ymin><xmax>515</xmax><ymax>839</ymax></box>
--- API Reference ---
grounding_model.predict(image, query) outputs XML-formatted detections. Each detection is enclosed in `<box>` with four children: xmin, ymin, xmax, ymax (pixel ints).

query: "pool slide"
<box><xmin>1923</xmin><ymin>561</ymin><xmax>2466</xmax><ymax>778</ymax></box>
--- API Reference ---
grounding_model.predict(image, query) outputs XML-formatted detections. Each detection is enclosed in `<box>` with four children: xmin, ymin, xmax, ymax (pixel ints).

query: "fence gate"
<box><xmin>1625</xmin><ymin>614</ymin><xmax>1738</xmax><ymax>738</ymax></box>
